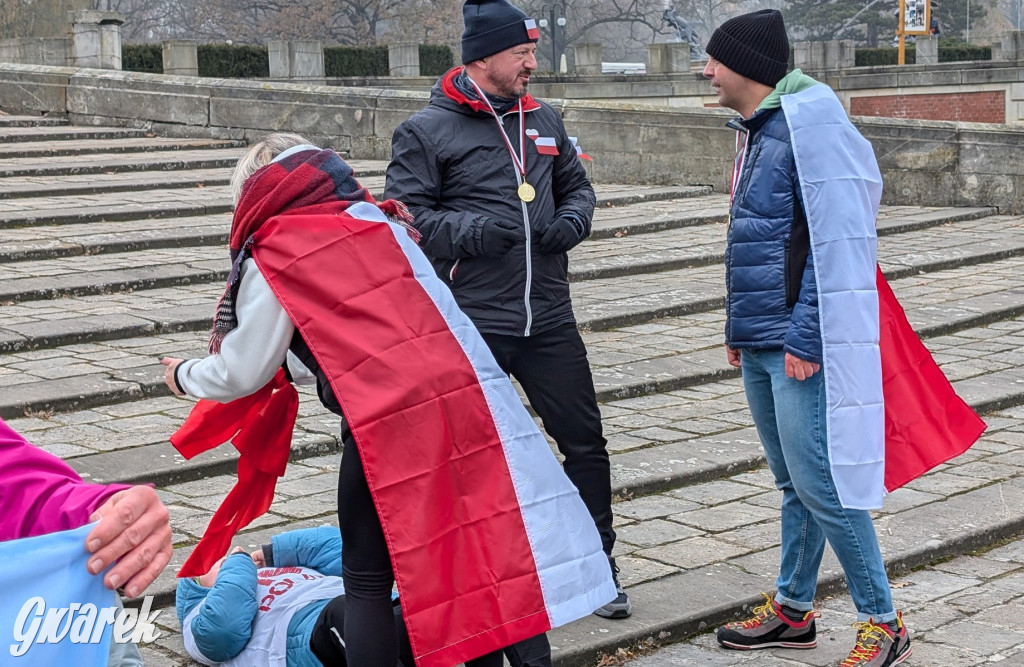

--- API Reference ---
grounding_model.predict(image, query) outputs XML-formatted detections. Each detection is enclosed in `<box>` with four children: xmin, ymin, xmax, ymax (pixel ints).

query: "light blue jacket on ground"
<box><xmin>175</xmin><ymin>525</ymin><xmax>342</xmax><ymax>667</ymax></box>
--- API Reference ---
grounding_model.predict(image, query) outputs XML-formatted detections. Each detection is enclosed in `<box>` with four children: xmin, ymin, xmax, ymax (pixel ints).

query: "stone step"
<box><xmin>0</xmin><ymin>148</ymin><xmax>247</xmax><ymax>178</ymax></box>
<box><xmin>0</xmin><ymin>190</ymin><xmax>236</xmax><ymax>231</ymax></box>
<box><xmin>3</xmin><ymin>230</ymin><xmax>1023</xmax><ymax>352</ymax></box>
<box><xmin>549</xmin><ymin>454</ymin><xmax>1024</xmax><ymax>666</ymax></box>
<box><xmin>0</xmin><ymin>214</ymin><xmax>232</xmax><ymax>263</ymax></box>
<box><xmin>0</xmin><ymin>197</ymin><xmax>995</xmax><ymax>271</ymax></box>
<box><xmin>0</xmin><ymin>182</ymin><xmax>712</xmax><ymax>233</ymax></box>
<box><xmin>574</xmin><ymin>237</ymin><xmax>1024</xmax><ymax>333</ymax></box>
<box><xmin>0</xmin><ymin>114</ymin><xmax>68</xmax><ymax>127</ymax></box>
<box><xmin>0</xmin><ymin>168</ymin><xmax>232</xmax><ymax>200</ymax></box>
<box><xmin>0</xmin><ymin>197</ymin><xmax>724</xmax><ymax>264</ymax></box>
<box><xmin>592</xmin><ymin>184</ymin><xmax>712</xmax><ymax>206</ymax></box>
<box><xmin>0</xmin><ymin>161</ymin><xmax>390</xmax><ymax>196</ymax></box>
<box><xmin>0</xmin><ymin>125</ymin><xmax>148</xmax><ymax>143</ymax></box>
<box><xmin>0</xmin><ymin>247</ymin><xmax>226</xmax><ymax>303</ymax></box>
<box><xmin>0</xmin><ymin>152</ymin><xmax>386</xmax><ymax>178</ymax></box>
<box><xmin>115</xmin><ymin>406</ymin><xmax>1024</xmax><ymax>623</ymax></box>
<box><xmin>0</xmin><ymin>136</ymin><xmax>241</xmax><ymax>159</ymax></box>
<box><xmin>1</xmin><ymin>266</ymin><xmax>1020</xmax><ymax>443</ymax></box>
<box><xmin>577</xmin><ymin>210</ymin><xmax>1016</xmax><ymax>281</ymax></box>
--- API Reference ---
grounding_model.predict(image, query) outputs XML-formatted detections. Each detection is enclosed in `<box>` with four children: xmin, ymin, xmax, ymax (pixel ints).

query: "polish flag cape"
<box><xmin>782</xmin><ymin>84</ymin><xmax>986</xmax><ymax>509</ymax></box>
<box><xmin>249</xmin><ymin>202</ymin><xmax>615</xmax><ymax>666</ymax></box>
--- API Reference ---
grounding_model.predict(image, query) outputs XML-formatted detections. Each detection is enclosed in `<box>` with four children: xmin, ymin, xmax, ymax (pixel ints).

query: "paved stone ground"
<box><xmin>3</xmin><ymin>113</ymin><xmax>1024</xmax><ymax>666</ymax></box>
<box><xmin>625</xmin><ymin>535</ymin><xmax>1024</xmax><ymax>665</ymax></box>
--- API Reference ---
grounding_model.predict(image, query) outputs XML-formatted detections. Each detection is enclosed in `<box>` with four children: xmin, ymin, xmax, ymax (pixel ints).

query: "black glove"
<box><xmin>479</xmin><ymin>218</ymin><xmax>522</xmax><ymax>257</ymax></box>
<box><xmin>538</xmin><ymin>217</ymin><xmax>583</xmax><ymax>255</ymax></box>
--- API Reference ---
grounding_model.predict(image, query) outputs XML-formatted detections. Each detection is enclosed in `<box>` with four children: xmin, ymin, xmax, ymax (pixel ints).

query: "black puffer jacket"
<box><xmin>384</xmin><ymin>67</ymin><xmax>596</xmax><ymax>337</ymax></box>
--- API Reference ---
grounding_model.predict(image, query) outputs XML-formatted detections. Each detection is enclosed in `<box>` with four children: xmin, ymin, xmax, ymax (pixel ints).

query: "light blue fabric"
<box><xmin>271</xmin><ymin>525</ymin><xmax>342</xmax><ymax>576</ymax></box>
<box><xmin>781</xmin><ymin>83</ymin><xmax>885</xmax><ymax>510</ymax></box>
<box><xmin>0</xmin><ymin>523</ymin><xmax>116</xmax><ymax>665</ymax></box>
<box><xmin>741</xmin><ymin>349</ymin><xmax>894</xmax><ymax>622</ymax></box>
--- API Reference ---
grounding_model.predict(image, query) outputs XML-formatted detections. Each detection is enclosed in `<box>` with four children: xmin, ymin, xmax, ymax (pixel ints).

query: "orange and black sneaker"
<box><xmin>716</xmin><ymin>593</ymin><xmax>819</xmax><ymax>650</ymax></box>
<box><xmin>840</xmin><ymin>612</ymin><xmax>912</xmax><ymax>666</ymax></box>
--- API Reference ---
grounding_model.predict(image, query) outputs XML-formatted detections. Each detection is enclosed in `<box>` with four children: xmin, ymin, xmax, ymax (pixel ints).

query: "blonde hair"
<box><xmin>230</xmin><ymin>133</ymin><xmax>312</xmax><ymax>205</ymax></box>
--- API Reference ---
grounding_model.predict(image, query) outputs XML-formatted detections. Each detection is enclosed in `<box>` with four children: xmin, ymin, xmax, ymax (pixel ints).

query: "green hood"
<box><xmin>756</xmin><ymin>69</ymin><xmax>820</xmax><ymax>111</ymax></box>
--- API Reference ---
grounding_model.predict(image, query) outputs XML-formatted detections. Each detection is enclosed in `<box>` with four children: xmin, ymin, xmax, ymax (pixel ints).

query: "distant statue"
<box><xmin>662</xmin><ymin>7</ymin><xmax>705</xmax><ymax>59</ymax></box>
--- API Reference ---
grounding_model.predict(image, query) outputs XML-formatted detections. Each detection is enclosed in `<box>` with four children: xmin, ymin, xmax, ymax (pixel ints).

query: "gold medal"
<box><xmin>518</xmin><ymin>182</ymin><xmax>536</xmax><ymax>202</ymax></box>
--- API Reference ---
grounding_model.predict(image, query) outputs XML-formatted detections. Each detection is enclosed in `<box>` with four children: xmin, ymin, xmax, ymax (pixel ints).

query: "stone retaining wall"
<box><xmin>1</xmin><ymin>63</ymin><xmax>1022</xmax><ymax>213</ymax></box>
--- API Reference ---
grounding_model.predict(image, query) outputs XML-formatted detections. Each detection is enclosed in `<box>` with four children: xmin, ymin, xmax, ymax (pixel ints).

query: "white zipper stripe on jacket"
<box><xmin>498</xmin><ymin>102</ymin><xmax>539</xmax><ymax>337</ymax></box>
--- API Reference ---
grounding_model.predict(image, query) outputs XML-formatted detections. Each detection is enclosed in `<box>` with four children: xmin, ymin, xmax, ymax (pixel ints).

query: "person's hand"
<box><xmin>251</xmin><ymin>548</ymin><xmax>266</xmax><ymax>568</ymax></box>
<box><xmin>538</xmin><ymin>218</ymin><xmax>583</xmax><ymax>255</ymax></box>
<box><xmin>86</xmin><ymin>486</ymin><xmax>173</xmax><ymax>598</ymax></box>
<box><xmin>785</xmin><ymin>352</ymin><xmax>820</xmax><ymax>381</ymax></box>
<box><xmin>479</xmin><ymin>218</ymin><xmax>522</xmax><ymax>257</ymax></box>
<box><xmin>159</xmin><ymin>356</ymin><xmax>185</xmax><ymax>396</ymax></box>
<box><xmin>726</xmin><ymin>346</ymin><xmax>742</xmax><ymax>368</ymax></box>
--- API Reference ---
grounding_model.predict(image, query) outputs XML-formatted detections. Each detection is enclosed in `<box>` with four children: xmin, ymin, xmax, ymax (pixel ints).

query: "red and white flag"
<box><xmin>526</xmin><ymin>129</ymin><xmax>560</xmax><ymax>156</ymax></box>
<box><xmin>525</xmin><ymin>18</ymin><xmax>540</xmax><ymax>40</ymax></box>
<box><xmin>570</xmin><ymin>136</ymin><xmax>593</xmax><ymax>161</ymax></box>
<box><xmin>248</xmin><ymin>202</ymin><xmax>616</xmax><ymax>666</ymax></box>
<box><xmin>782</xmin><ymin>83</ymin><xmax>985</xmax><ymax>509</ymax></box>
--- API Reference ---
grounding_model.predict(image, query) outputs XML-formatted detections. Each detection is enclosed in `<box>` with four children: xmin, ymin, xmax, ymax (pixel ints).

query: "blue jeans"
<box><xmin>741</xmin><ymin>348</ymin><xmax>896</xmax><ymax>623</ymax></box>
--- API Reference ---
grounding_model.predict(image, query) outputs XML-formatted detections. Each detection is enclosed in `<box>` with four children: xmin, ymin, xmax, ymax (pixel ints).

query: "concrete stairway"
<box><xmin>2</xmin><ymin>113</ymin><xmax>1024</xmax><ymax>665</ymax></box>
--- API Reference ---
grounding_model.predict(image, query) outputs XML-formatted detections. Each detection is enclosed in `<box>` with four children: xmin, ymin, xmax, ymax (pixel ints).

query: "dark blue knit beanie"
<box><xmin>461</xmin><ymin>0</ymin><xmax>538</xmax><ymax>64</ymax></box>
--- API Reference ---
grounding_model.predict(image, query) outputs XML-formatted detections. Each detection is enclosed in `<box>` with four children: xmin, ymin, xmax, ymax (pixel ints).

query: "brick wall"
<box><xmin>850</xmin><ymin>91</ymin><xmax>1005</xmax><ymax>123</ymax></box>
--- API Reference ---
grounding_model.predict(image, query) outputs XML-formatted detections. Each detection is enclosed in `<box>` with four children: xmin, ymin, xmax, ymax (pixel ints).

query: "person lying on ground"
<box><xmin>177</xmin><ymin>525</ymin><xmax>516</xmax><ymax>667</ymax></box>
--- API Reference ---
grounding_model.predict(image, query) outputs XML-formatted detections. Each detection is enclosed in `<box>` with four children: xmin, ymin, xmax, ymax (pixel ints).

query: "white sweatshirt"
<box><xmin>177</xmin><ymin>259</ymin><xmax>314</xmax><ymax>401</ymax></box>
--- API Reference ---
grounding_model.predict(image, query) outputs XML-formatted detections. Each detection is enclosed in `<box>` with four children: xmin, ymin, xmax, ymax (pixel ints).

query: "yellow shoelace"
<box><xmin>731</xmin><ymin>593</ymin><xmax>777</xmax><ymax>629</ymax></box>
<box><xmin>839</xmin><ymin>621</ymin><xmax>892</xmax><ymax>665</ymax></box>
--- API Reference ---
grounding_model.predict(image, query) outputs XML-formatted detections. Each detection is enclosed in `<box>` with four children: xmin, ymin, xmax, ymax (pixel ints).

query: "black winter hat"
<box><xmin>705</xmin><ymin>9</ymin><xmax>790</xmax><ymax>87</ymax></box>
<box><xmin>461</xmin><ymin>0</ymin><xmax>538</xmax><ymax>64</ymax></box>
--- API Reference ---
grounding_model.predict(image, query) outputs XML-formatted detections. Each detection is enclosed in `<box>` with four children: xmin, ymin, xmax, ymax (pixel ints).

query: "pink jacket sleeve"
<box><xmin>0</xmin><ymin>418</ymin><xmax>131</xmax><ymax>541</ymax></box>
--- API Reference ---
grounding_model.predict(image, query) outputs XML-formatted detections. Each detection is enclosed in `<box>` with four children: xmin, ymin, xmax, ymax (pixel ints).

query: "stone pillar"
<box><xmin>268</xmin><ymin>40</ymin><xmax>289</xmax><ymax>77</ymax></box>
<box><xmin>388</xmin><ymin>42</ymin><xmax>420</xmax><ymax>77</ymax></box>
<box><xmin>793</xmin><ymin>41</ymin><xmax>811</xmax><ymax>70</ymax></box>
<box><xmin>290</xmin><ymin>40</ymin><xmax>324</xmax><ymax>78</ymax></box>
<box><xmin>68</xmin><ymin>10</ymin><xmax>124</xmax><ymax>69</ymax></box>
<box><xmin>794</xmin><ymin>40</ymin><xmax>832</xmax><ymax>71</ymax></box>
<box><xmin>648</xmin><ymin>43</ymin><xmax>690</xmax><ymax>74</ymax></box>
<box><xmin>162</xmin><ymin>40</ymin><xmax>198</xmax><ymax>77</ymax></box>
<box><xmin>824</xmin><ymin>39</ymin><xmax>855</xmax><ymax>70</ymax></box>
<box><xmin>807</xmin><ymin>41</ymin><xmax>826</xmax><ymax>70</ymax></box>
<box><xmin>573</xmin><ymin>42</ymin><xmax>602</xmax><ymax>75</ymax></box>
<box><xmin>916</xmin><ymin>34</ymin><xmax>939</xmax><ymax>65</ymax></box>
<box><xmin>269</xmin><ymin>40</ymin><xmax>324</xmax><ymax>79</ymax></box>
<box><xmin>994</xmin><ymin>31</ymin><xmax>1024</xmax><ymax>62</ymax></box>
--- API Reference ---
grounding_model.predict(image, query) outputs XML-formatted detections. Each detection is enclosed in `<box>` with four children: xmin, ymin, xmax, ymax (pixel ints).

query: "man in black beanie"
<box><xmin>385</xmin><ymin>0</ymin><xmax>632</xmax><ymax>656</ymax></box>
<box><xmin>703</xmin><ymin>9</ymin><xmax>912</xmax><ymax>667</ymax></box>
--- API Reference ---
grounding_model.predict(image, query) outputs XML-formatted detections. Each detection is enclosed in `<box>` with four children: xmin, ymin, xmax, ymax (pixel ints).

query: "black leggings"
<box><xmin>336</xmin><ymin>435</ymin><xmax>398</xmax><ymax>666</ymax></box>
<box><xmin>310</xmin><ymin>594</ymin><xmax>504</xmax><ymax>667</ymax></box>
<box><xmin>332</xmin><ymin>436</ymin><xmax>504</xmax><ymax>667</ymax></box>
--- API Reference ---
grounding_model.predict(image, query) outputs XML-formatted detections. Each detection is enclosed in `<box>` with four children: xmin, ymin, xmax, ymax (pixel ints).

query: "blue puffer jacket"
<box><xmin>725</xmin><ymin>105</ymin><xmax>821</xmax><ymax>364</ymax></box>
<box><xmin>175</xmin><ymin>526</ymin><xmax>343</xmax><ymax>667</ymax></box>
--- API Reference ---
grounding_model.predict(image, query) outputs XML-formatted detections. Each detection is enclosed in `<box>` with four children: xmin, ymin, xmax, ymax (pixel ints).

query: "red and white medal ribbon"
<box><xmin>466</xmin><ymin>75</ymin><xmax>534</xmax><ymax>202</ymax></box>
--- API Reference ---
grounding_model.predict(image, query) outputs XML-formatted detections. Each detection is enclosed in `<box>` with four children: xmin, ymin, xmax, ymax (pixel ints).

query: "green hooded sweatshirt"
<box><xmin>756</xmin><ymin>68</ymin><xmax>820</xmax><ymax>111</ymax></box>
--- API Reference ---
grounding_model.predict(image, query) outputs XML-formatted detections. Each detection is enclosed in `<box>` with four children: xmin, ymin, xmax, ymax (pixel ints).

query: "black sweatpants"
<box><xmin>481</xmin><ymin>323</ymin><xmax>615</xmax><ymax>554</ymax></box>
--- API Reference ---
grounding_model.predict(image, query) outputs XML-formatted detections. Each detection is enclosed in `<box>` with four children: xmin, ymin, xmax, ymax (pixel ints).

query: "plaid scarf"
<box><xmin>210</xmin><ymin>148</ymin><xmax>416</xmax><ymax>353</ymax></box>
